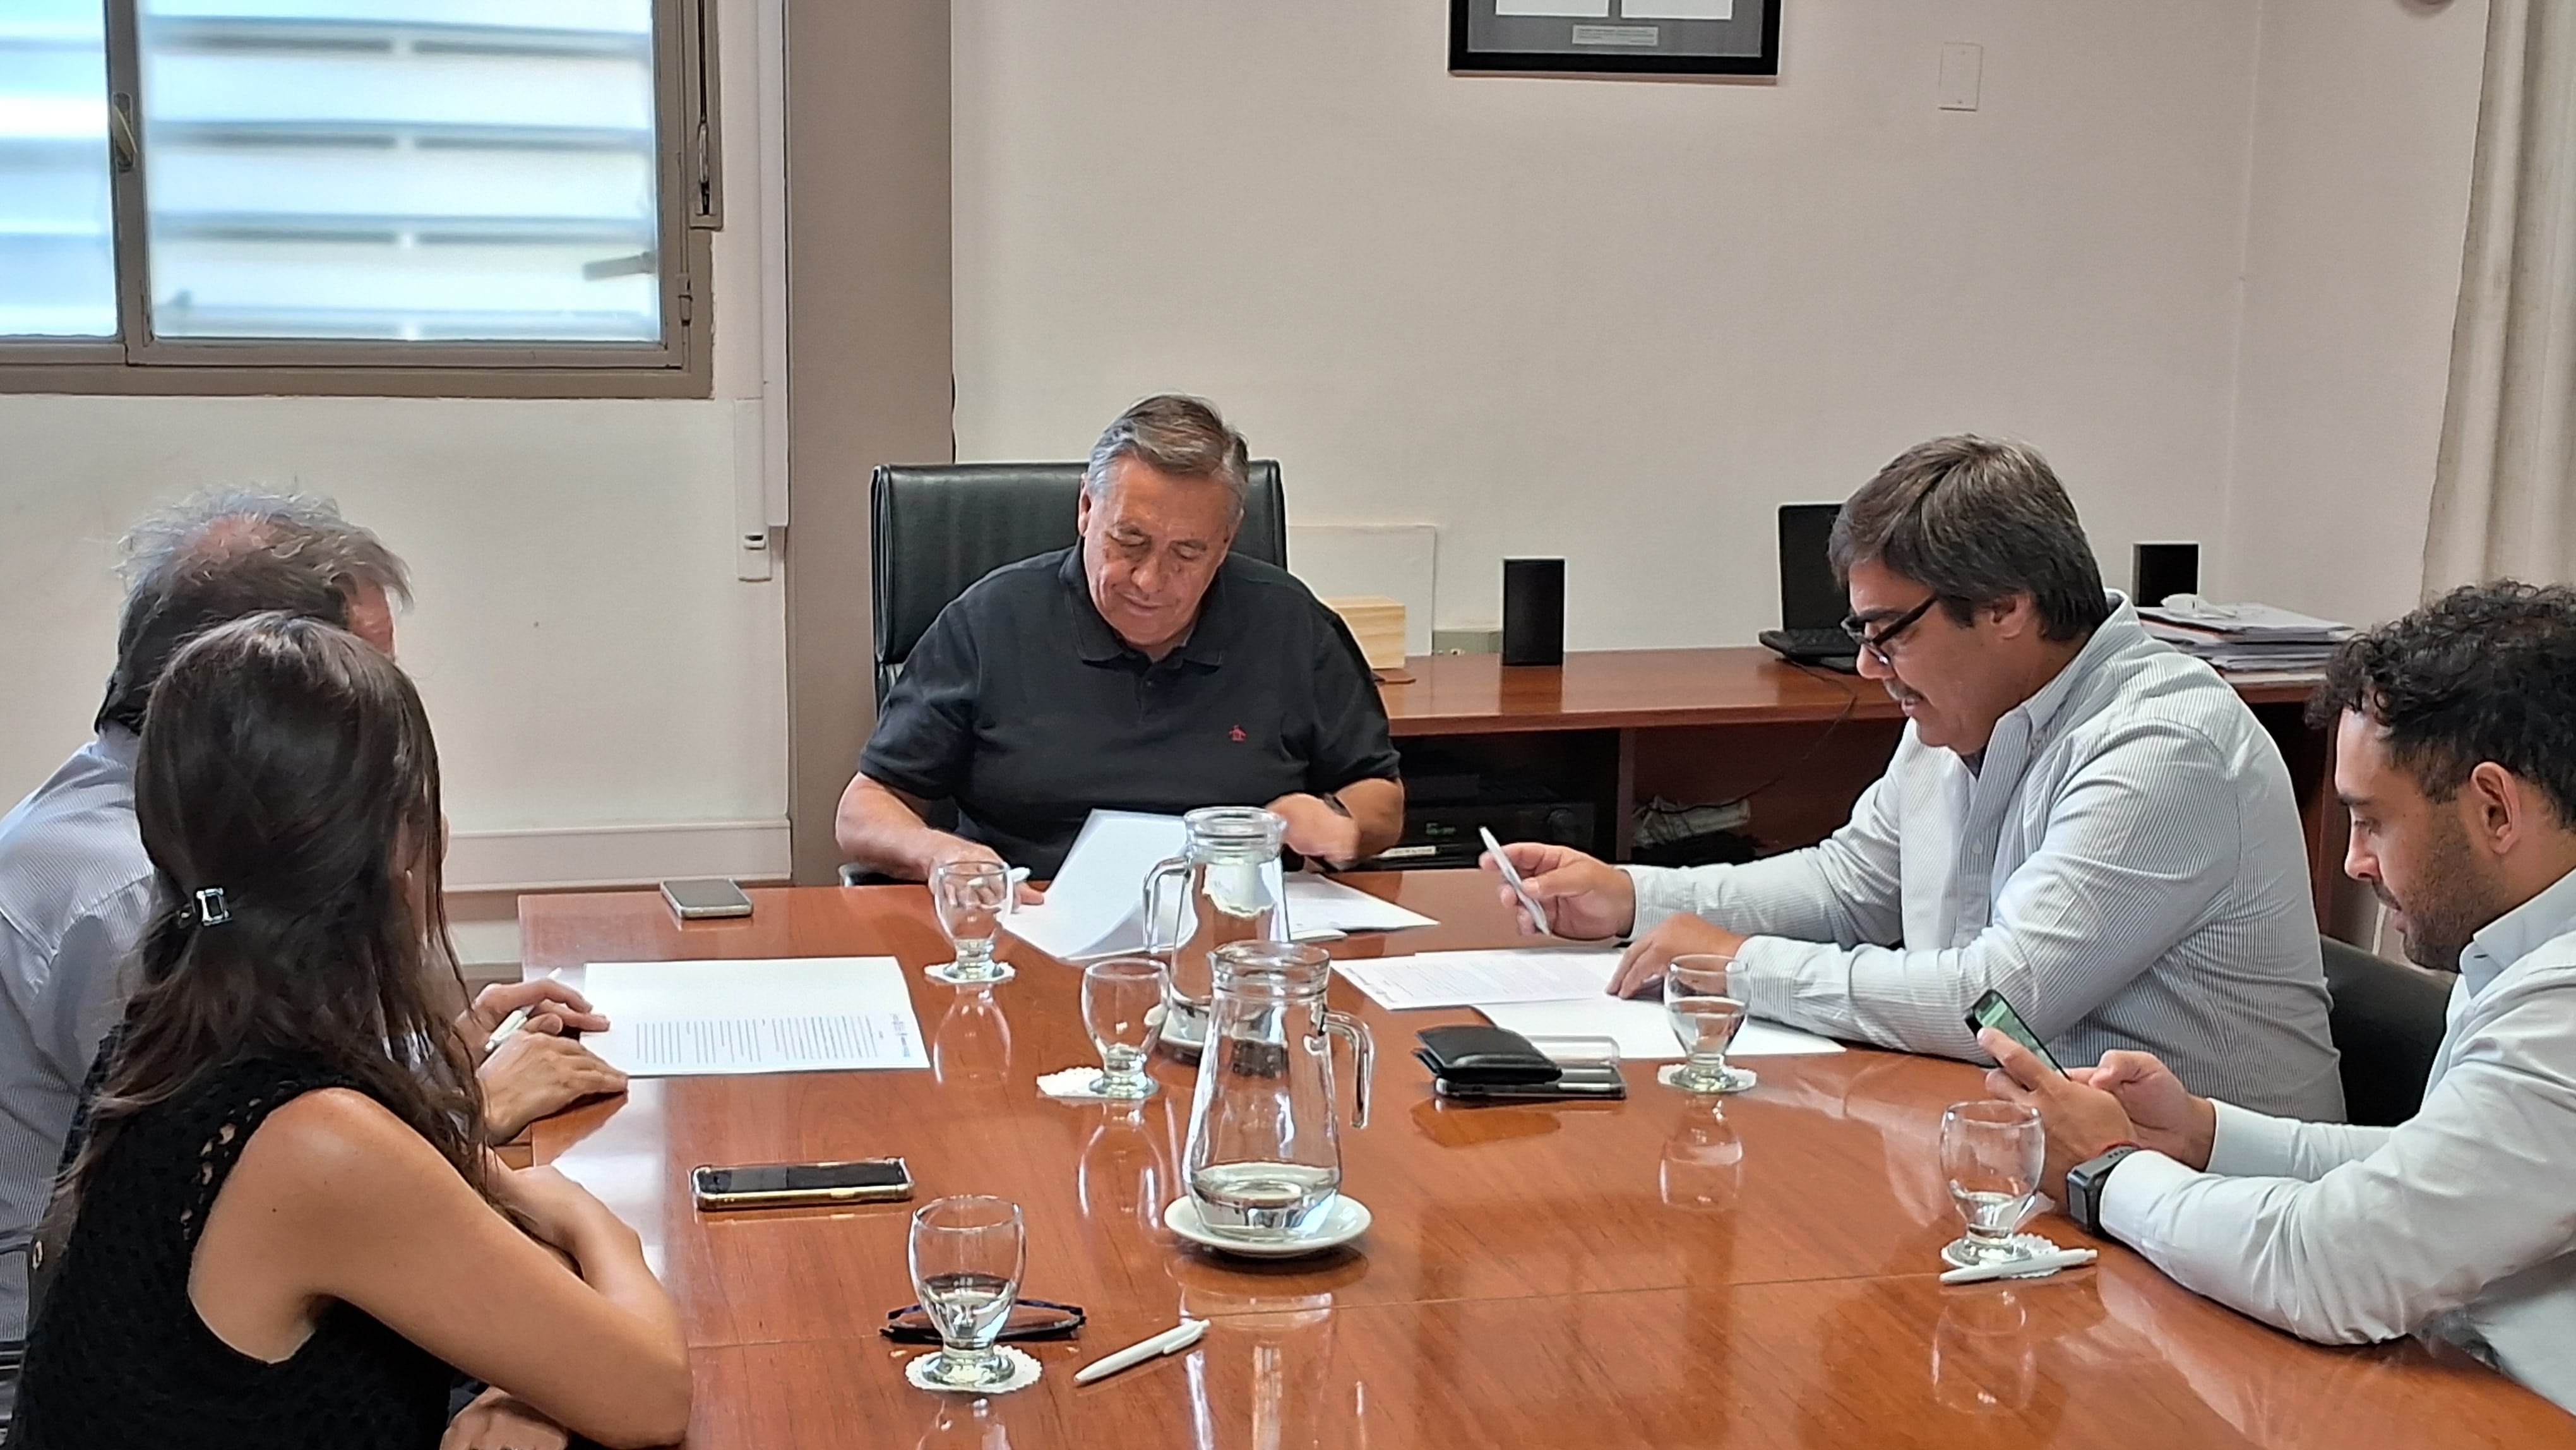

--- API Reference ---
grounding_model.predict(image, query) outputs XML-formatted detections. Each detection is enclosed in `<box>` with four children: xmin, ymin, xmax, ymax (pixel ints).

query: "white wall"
<box><xmin>2216</xmin><ymin>0</ymin><xmax>2489</xmax><ymax>626</ymax></box>
<box><xmin>955</xmin><ymin>0</ymin><xmax>2274</xmax><ymax>647</ymax></box>
<box><xmin>0</xmin><ymin>0</ymin><xmax>786</xmax><ymax>908</ymax></box>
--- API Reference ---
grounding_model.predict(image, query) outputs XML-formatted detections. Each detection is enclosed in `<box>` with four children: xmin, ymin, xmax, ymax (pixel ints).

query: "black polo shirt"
<box><xmin>860</xmin><ymin>546</ymin><xmax>1403</xmax><ymax>879</ymax></box>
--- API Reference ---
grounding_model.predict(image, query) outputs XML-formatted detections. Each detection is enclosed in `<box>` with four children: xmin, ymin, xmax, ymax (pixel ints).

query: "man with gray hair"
<box><xmin>0</xmin><ymin>489</ymin><xmax>624</xmax><ymax>1357</ymax></box>
<box><xmin>839</xmin><ymin>393</ymin><xmax>1404</xmax><ymax>881</ymax></box>
<box><xmin>1487</xmin><ymin>436</ymin><xmax>2344</xmax><ymax>1119</ymax></box>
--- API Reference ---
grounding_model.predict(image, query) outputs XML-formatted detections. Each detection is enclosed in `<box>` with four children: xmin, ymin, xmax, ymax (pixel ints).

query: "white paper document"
<box><xmin>1478</xmin><ymin>995</ymin><xmax>1845</xmax><ymax>1061</ymax></box>
<box><xmin>1285</xmin><ymin>875</ymin><xmax>1439</xmax><ymax>936</ymax></box>
<box><xmin>581</xmin><ymin>957</ymin><xmax>929</xmax><ymax>1077</ymax></box>
<box><xmin>1335</xmin><ymin>949</ymin><xmax>1623</xmax><ymax>1011</ymax></box>
<box><xmin>1003</xmin><ymin>810</ymin><xmax>1433</xmax><ymax>960</ymax></box>
<box><xmin>1494</xmin><ymin>0</ymin><xmax>1611</xmax><ymax>16</ymax></box>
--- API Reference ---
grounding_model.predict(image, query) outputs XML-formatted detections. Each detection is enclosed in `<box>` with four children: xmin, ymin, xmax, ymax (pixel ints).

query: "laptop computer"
<box><xmin>1756</xmin><ymin>503</ymin><xmax>1859</xmax><ymax>673</ymax></box>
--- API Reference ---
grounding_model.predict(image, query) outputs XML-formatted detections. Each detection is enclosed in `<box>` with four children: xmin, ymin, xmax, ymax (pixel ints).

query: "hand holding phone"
<box><xmin>1965</xmin><ymin>990</ymin><xmax>2064</xmax><ymax>1076</ymax></box>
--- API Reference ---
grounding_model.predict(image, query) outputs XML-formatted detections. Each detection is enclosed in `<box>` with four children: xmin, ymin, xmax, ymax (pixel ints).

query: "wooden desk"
<box><xmin>525</xmin><ymin>873</ymin><xmax>2564</xmax><ymax>1447</ymax></box>
<box><xmin>1376</xmin><ymin>647</ymin><xmax>2344</xmax><ymax>926</ymax></box>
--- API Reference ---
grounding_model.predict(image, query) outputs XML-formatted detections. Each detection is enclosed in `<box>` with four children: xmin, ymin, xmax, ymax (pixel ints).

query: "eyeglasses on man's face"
<box><xmin>1842</xmin><ymin>595</ymin><xmax>1939</xmax><ymax>667</ymax></box>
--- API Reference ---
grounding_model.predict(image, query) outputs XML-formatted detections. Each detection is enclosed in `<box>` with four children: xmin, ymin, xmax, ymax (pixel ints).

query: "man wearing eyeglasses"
<box><xmin>1484</xmin><ymin>435</ymin><xmax>2343</xmax><ymax>1119</ymax></box>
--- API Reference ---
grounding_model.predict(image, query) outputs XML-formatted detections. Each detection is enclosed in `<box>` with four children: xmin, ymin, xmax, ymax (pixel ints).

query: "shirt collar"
<box><xmin>2458</xmin><ymin>865</ymin><xmax>2576</xmax><ymax>995</ymax></box>
<box><xmin>1060</xmin><ymin>546</ymin><xmax>1232</xmax><ymax>671</ymax></box>
<box><xmin>2008</xmin><ymin>591</ymin><xmax>2142</xmax><ymax>741</ymax></box>
<box><xmin>92</xmin><ymin>724</ymin><xmax>141</xmax><ymax>773</ymax></box>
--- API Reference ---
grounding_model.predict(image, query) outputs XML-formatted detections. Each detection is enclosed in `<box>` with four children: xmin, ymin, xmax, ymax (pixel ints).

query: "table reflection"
<box><xmin>1659</xmin><ymin>1098</ymin><xmax>1743</xmax><ymax>1214</ymax></box>
<box><xmin>933</xmin><ymin>983</ymin><xmax>1016</xmax><ymax>1089</ymax></box>
<box><xmin>914</xmin><ymin>1392</ymin><xmax>1014</xmax><ymax>1450</ymax></box>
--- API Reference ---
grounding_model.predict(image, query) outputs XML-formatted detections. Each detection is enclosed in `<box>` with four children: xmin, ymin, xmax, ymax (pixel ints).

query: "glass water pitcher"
<box><xmin>1141</xmin><ymin>806</ymin><xmax>1292</xmax><ymax>1055</ymax></box>
<box><xmin>1182</xmin><ymin>940</ymin><xmax>1373</xmax><ymax>1241</ymax></box>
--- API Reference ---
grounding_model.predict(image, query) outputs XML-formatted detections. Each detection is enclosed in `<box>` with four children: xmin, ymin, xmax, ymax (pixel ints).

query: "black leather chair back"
<box><xmin>2320</xmin><ymin>935</ymin><xmax>2454</xmax><ymax>1127</ymax></box>
<box><xmin>870</xmin><ymin>460</ymin><xmax>1288</xmax><ymax>707</ymax></box>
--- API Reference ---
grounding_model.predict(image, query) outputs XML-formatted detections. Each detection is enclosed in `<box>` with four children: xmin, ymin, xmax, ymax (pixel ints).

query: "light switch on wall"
<box><xmin>1938</xmin><ymin>42</ymin><xmax>1983</xmax><ymax>111</ymax></box>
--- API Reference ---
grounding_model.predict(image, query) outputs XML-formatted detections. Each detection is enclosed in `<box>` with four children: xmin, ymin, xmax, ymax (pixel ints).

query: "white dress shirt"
<box><xmin>0</xmin><ymin>729</ymin><xmax>156</xmax><ymax>1344</ymax></box>
<box><xmin>2104</xmin><ymin>864</ymin><xmax>2576</xmax><ymax>1415</ymax></box>
<box><xmin>1626</xmin><ymin>597</ymin><xmax>2344</xmax><ymax>1120</ymax></box>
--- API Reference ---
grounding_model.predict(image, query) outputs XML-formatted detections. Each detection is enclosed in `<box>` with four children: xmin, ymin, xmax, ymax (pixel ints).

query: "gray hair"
<box><xmin>1082</xmin><ymin>395</ymin><xmax>1251</xmax><ymax>518</ymax></box>
<box><xmin>118</xmin><ymin>486</ymin><xmax>410</xmax><ymax>604</ymax></box>
<box><xmin>95</xmin><ymin>488</ymin><xmax>410</xmax><ymax>733</ymax></box>
<box><xmin>1827</xmin><ymin>435</ymin><xmax>2111</xmax><ymax>642</ymax></box>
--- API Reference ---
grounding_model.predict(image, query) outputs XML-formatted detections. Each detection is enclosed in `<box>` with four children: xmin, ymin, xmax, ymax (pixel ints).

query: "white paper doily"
<box><xmin>1037</xmin><ymin>1065</ymin><xmax>1159</xmax><ymax>1103</ymax></box>
<box><xmin>905</xmin><ymin>1343</ymin><xmax>1042</xmax><ymax>1394</ymax></box>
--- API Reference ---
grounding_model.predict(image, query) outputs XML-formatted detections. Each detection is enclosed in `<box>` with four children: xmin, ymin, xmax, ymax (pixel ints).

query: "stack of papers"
<box><xmin>1335</xmin><ymin>949</ymin><xmax>1844</xmax><ymax>1061</ymax></box>
<box><xmin>1003</xmin><ymin>809</ymin><xmax>1436</xmax><ymax>961</ymax></box>
<box><xmin>2139</xmin><ymin>601</ymin><xmax>2351</xmax><ymax>673</ymax></box>
<box><xmin>580</xmin><ymin>957</ymin><xmax>930</xmax><ymax>1077</ymax></box>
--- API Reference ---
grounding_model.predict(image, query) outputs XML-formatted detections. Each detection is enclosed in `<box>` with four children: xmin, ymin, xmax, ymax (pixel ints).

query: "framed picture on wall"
<box><xmin>1450</xmin><ymin>0</ymin><xmax>1780</xmax><ymax>78</ymax></box>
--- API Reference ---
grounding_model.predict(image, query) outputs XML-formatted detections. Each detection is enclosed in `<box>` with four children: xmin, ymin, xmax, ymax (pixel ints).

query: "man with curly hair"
<box><xmin>1985</xmin><ymin>580</ymin><xmax>2576</xmax><ymax>1413</ymax></box>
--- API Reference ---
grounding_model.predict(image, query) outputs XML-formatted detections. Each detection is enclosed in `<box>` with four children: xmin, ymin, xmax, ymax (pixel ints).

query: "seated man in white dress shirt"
<box><xmin>1486</xmin><ymin>435</ymin><xmax>2343</xmax><ymax>1118</ymax></box>
<box><xmin>1986</xmin><ymin>580</ymin><xmax>2576</xmax><ymax>1415</ymax></box>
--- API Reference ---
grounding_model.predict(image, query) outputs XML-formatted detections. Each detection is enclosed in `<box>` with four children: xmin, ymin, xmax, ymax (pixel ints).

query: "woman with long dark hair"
<box><xmin>7</xmin><ymin>614</ymin><xmax>689</xmax><ymax>1449</ymax></box>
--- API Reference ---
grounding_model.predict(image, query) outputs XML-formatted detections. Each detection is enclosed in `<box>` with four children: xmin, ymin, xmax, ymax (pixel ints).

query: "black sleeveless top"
<box><xmin>6</xmin><ymin>1057</ymin><xmax>456</xmax><ymax>1449</ymax></box>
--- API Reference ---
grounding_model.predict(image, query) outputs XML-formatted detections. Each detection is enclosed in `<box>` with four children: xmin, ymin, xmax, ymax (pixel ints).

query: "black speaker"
<box><xmin>1502</xmin><ymin>558</ymin><xmax>1565</xmax><ymax>666</ymax></box>
<box><xmin>2132</xmin><ymin>542</ymin><xmax>2200</xmax><ymax>608</ymax></box>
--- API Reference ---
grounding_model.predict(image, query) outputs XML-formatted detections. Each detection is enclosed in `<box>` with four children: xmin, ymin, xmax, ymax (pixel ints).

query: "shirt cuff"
<box><xmin>1621</xmin><ymin>865</ymin><xmax>1693</xmax><ymax>936</ymax></box>
<box><xmin>2097</xmin><ymin>1148</ymin><xmax>2199</xmax><ymax>1249</ymax></box>
<box><xmin>2203</xmin><ymin>1099</ymin><xmax>2301</xmax><ymax>1178</ymax></box>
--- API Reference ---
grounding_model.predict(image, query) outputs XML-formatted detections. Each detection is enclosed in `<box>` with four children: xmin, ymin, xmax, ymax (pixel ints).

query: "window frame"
<box><xmin>0</xmin><ymin>0</ymin><xmax>718</xmax><ymax>399</ymax></box>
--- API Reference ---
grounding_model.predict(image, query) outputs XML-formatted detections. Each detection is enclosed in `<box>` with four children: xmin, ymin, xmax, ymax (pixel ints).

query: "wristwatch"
<box><xmin>2064</xmin><ymin>1144</ymin><xmax>2145</xmax><ymax>1240</ymax></box>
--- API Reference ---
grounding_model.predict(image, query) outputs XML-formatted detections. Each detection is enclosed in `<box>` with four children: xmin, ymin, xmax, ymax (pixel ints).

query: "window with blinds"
<box><xmin>0</xmin><ymin>0</ymin><xmax>715</xmax><ymax>391</ymax></box>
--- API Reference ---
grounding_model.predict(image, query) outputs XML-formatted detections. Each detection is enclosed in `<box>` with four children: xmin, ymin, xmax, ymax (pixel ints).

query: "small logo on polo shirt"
<box><xmin>1229</xmin><ymin>726</ymin><xmax>1248</xmax><ymax>743</ymax></box>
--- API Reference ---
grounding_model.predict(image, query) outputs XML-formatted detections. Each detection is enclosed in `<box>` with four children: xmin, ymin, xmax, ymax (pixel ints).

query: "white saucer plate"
<box><xmin>1163</xmin><ymin>1194</ymin><xmax>1372</xmax><ymax>1258</ymax></box>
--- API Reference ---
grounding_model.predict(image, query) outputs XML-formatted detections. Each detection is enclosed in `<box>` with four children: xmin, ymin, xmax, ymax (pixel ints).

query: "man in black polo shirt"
<box><xmin>835</xmin><ymin>395</ymin><xmax>1406</xmax><ymax>883</ymax></box>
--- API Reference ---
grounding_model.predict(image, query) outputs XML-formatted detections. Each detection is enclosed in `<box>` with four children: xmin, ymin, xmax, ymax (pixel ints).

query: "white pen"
<box><xmin>1479</xmin><ymin>827</ymin><xmax>1553</xmax><ymax>935</ymax></box>
<box><xmin>1938</xmin><ymin>1247</ymin><xmax>2098</xmax><ymax>1285</ymax></box>
<box><xmin>482</xmin><ymin>1005</ymin><xmax>532</xmax><ymax>1055</ymax></box>
<box><xmin>1072</xmin><ymin>1319</ymin><xmax>1207</xmax><ymax>1386</ymax></box>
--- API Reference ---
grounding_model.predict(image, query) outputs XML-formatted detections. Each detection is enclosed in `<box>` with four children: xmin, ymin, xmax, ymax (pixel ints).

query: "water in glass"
<box><xmin>1664</xmin><ymin>955</ymin><xmax>1756</xmax><ymax>1093</ymax></box>
<box><xmin>929</xmin><ymin>861</ymin><xmax>1012</xmax><ymax>985</ymax></box>
<box><xmin>1142</xmin><ymin>807</ymin><xmax>1289</xmax><ymax>1055</ymax></box>
<box><xmin>1082</xmin><ymin>957</ymin><xmax>1166</xmax><ymax>1099</ymax></box>
<box><xmin>907</xmin><ymin>1195</ymin><xmax>1027</xmax><ymax>1389</ymax></box>
<box><xmin>1940</xmin><ymin>1101</ymin><xmax>2044</xmax><ymax>1266</ymax></box>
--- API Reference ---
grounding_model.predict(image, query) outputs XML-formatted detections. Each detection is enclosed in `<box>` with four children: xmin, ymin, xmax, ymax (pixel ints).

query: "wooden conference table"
<box><xmin>525</xmin><ymin>872</ymin><xmax>2568</xmax><ymax>1449</ymax></box>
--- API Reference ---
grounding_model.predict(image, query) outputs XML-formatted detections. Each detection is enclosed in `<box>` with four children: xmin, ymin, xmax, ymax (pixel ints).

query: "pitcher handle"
<box><xmin>1321</xmin><ymin>1009</ymin><xmax>1373</xmax><ymax>1130</ymax></box>
<box><xmin>1140</xmin><ymin>854</ymin><xmax>1191</xmax><ymax>961</ymax></box>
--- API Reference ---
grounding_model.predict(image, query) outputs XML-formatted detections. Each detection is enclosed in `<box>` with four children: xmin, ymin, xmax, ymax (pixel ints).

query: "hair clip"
<box><xmin>184</xmin><ymin>886</ymin><xmax>231</xmax><ymax>928</ymax></box>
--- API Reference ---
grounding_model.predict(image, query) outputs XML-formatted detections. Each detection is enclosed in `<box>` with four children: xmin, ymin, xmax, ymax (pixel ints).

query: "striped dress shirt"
<box><xmin>0</xmin><ymin>729</ymin><xmax>157</xmax><ymax>1345</ymax></box>
<box><xmin>2104</xmin><ymin>866</ymin><xmax>2576</xmax><ymax>1414</ymax></box>
<box><xmin>1626</xmin><ymin>597</ymin><xmax>2345</xmax><ymax>1120</ymax></box>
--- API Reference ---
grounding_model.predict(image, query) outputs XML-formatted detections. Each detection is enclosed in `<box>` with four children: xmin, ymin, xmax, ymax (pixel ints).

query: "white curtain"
<box><xmin>2423</xmin><ymin>0</ymin><xmax>2576</xmax><ymax>592</ymax></box>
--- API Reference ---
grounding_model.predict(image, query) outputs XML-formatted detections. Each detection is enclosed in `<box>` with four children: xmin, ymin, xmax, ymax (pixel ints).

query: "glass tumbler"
<box><xmin>907</xmin><ymin>1195</ymin><xmax>1027</xmax><ymax>1389</ymax></box>
<box><xmin>1664</xmin><ymin>954</ymin><xmax>1756</xmax><ymax>1093</ymax></box>
<box><xmin>1940</xmin><ymin>1100</ymin><xmax>2045</xmax><ymax>1267</ymax></box>
<box><xmin>929</xmin><ymin>861</ymin><xmax>1014</xmax><ymax>985</ymax></box>
<box><xmin>1081</xmin><ymin>957</ymin><xmax>1167</xmax><ymax>1099</ymax></box>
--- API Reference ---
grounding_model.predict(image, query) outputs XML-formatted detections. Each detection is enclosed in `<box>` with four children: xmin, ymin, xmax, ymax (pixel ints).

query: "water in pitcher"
<box><xmin>1190</xmin><ymin>1161</ymin><xmax>1341</xmax><ymax>1238</ymax></box>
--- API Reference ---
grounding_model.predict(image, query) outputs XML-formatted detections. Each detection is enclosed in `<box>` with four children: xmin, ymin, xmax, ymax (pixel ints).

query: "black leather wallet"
<box><xmin>1412</xmin><ymin>1025</ymin><xmax>1563</xmax><ymax>1086</ymax></box>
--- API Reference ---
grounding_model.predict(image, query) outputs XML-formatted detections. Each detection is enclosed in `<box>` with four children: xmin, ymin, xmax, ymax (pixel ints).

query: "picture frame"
<box><xmin>1449</xmin><ymin>0</ymin><xmax>1781</xmax><ymax>79</ymax></box>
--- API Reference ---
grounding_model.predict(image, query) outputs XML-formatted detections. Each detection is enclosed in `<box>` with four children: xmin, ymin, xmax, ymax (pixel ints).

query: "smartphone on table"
<box><xmin>662</xmin><ymin>877</ymin><xmax>754</xmax><ymax>920</ymax></box>
<box><xmin>1965</xmin><ymin>990</ymin><xmax>2064</xmax><ymax>1076</ymax></box>
<box><xmin>691</xmin><ymin>1158</ymin><xmax>914</xmax><ymax>1211</ymax></box>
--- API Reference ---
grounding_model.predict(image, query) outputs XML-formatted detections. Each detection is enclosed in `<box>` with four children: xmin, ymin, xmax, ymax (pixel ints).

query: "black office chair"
<box><xmin>2320</xmin><ymin>935</ymin><xmax>2455</xmax><ymax>1127</ymax></box>
<box><xmin>869</xmin><ymin>460</ymin><xmax>1289</xmax><ymax>709</ymax></box>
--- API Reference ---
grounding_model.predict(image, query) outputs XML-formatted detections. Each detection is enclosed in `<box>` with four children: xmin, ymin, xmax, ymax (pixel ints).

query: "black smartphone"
<box><xmin>1965</xmin><ymin>990</ymin><xmax>2064</xmax><ymax>1076</ymax></box>
<box><xmin>690</xmin><ymin>1158</ymin><xmax>912</xmax><ymax>1211</ymax></box>
<box><xmin>1433</xmin><ymin>1065</ymin><xmax>1628</xmax><ymax>1103</ymax></box>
